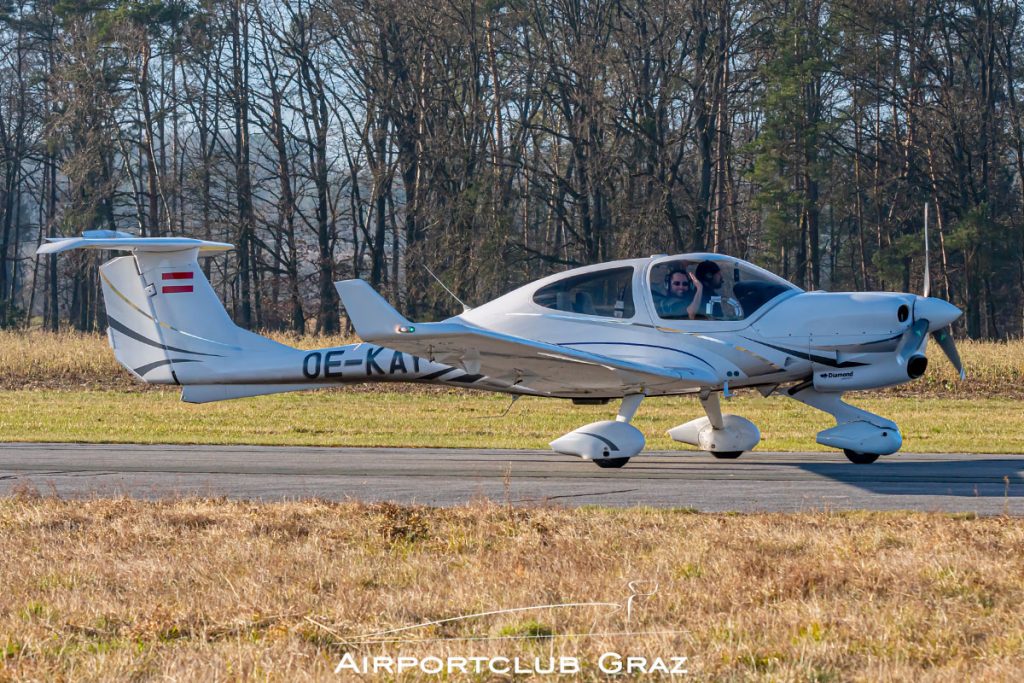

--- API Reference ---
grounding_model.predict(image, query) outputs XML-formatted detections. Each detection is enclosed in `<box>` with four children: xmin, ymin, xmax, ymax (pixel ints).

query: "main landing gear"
<box><xmin>666</xmin><ymin>392</ymin><xmax>761</xmax><ymax>459</ymax></box>
<box><xmin>788</xmin><ymin>385</ymin><xmax>901</xmax><ymax>464</ymax></box>
<box><xmin>550</xmin><ymin>393</ymin><xmax>647</xmax><ymax>468</ymax></box>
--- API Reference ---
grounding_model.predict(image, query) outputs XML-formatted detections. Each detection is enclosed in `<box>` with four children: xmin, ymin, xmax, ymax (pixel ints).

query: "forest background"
<box><xmin>1</xmin><ymin>0</ymin><xmax>1022</xmax><ymax>339</ymax></box>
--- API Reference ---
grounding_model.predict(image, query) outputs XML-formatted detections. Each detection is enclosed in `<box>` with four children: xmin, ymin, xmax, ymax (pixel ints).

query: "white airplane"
<box><xmin>39</xmin><ymin>230</ymin><xmax>964</xmax><ymax>467</ymax></box>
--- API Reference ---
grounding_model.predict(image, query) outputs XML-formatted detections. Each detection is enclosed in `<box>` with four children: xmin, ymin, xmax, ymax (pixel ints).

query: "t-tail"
<box><xmin>38</xmin><ymin>231</ymin><xmax>477</xmax><ymax>402</ymax></box>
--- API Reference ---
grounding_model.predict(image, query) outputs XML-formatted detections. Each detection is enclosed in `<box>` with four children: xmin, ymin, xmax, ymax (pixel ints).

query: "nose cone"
<box><xmin>914</xmin><ymin>296</ymin><xmax>962</xmax><ymax>331</ymax></box>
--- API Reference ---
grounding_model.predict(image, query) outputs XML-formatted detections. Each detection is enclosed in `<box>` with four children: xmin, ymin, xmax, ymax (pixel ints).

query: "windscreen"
<box><xmin>649</xmin><ymin>258</ymin><xmax>795</xmax><ymax>321</ymax></box>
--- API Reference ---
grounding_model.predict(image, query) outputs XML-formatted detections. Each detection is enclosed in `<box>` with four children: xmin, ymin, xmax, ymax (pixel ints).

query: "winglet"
<box><xmin>335</xmin><ymin>279</ymin><xmax>410</xmax><ymax>342</ymax></box>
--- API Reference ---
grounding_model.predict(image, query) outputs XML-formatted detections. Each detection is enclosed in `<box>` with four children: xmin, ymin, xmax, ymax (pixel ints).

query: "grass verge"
<box><xmin>0</xmin><ymin>388</ymin><xmax>1021</xmax><ymax>453</ymax></box>
<box><xmin>1</xmin><ymin>496</ymin><xmax>1022</xmax><ymax>681</ymax></box>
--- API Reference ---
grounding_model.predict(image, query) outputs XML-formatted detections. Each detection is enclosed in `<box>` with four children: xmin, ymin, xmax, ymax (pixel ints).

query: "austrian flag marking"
<box><xmin>161</xmin><ymin>271</ymin><xmax>193</xmax><ymax>294</ymax></box>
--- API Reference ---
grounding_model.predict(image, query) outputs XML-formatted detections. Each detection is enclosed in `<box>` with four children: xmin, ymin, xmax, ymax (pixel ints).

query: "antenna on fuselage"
<box><xmin>424</xmin><ymin>263</ymin><xmax>472</xmax><ymax>313</ymax></box>
<box><xmin>923</xmin><ymin>202</ymin><xmax>931</xmax><ymax>298</ymax></box>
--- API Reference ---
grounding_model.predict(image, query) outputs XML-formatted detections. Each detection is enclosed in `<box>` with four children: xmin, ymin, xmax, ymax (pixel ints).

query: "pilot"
<box><xmin>657</xmin><ymin>268</ymin><xmax>703</xmax><ymax>319</ymax></box>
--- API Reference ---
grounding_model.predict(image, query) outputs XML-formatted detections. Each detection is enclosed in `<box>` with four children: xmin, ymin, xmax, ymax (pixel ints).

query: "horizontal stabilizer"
<box><xmin>38</xmin><ymin>231</ymin><xmax>232</xmax><ymax>256</ymax></box>
<box><xmin>181</xmin><ymin>383</ymin><xmax>332</xmax><ymax>404</ymax></box>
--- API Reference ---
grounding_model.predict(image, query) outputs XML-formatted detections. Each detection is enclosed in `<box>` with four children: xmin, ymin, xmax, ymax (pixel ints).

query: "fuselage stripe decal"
<box><xmin>448</xmin><ymin>373</ymin><xmax>485</xmax><ymax>383</ymax></box>
<box><xmin>108</xmin><ymin>317</ymin><xmax>223</xmax><ymax>357</ymax></box>
<box><xmin>557</xmin><ymin>341</ymin><xmax>716</xmax><ymax>370</ymax></box>
<box><xmin>420</xmin><ymin>367</ymin><xmax>455</xmax><ymax>380</ymax></box>
<box><xmin>133</xmin><ymin>358</ymin><xmax>200</xmax><ymax>376</ymax></box>
<box><xmin>851</xmin><ymin>332</ymin><xmax>905</xmax><ymax>347</ymax></box>
<box><xmin>741</xmin><ymin>338</ymin><xmax>867</xmax><ymax>368</ymax></box>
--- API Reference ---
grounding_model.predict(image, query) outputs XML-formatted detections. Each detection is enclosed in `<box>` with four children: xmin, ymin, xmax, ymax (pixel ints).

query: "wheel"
<box><xmin>843</xmin><ymin>449</ymin><xmax>880</xmax><ymax>464</ymax></box>
<box><xmin>594</xmin><ymin>457</ymin><xmax>631</xmax><ymax>469</ymax></box>
<box><xmin>710</xmin><ymin>451</ymin><xmax>743</xmax><ymax>459</ymax></box>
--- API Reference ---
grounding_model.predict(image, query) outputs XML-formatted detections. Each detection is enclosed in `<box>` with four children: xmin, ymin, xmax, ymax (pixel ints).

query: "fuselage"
<box><xmin>151</xmin><ymin>252</ymin><xmax>959</xmax><ymax>400</ymax></box>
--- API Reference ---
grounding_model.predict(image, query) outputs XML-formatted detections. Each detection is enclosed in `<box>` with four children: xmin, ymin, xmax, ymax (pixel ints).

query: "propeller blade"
<box><xmin>896</xmin><ymin>319</ymin><xmax>929</xmax><ymax>361</ymax></box>
<box><xmin>931</xmin><ymin>326</ymin><xmax>965</xmax><ymax>380</ymax></box>
<box><xmin>923</xmin><ymin>202</ymin><xmax>931</xmax><ymax>298</ymax></box>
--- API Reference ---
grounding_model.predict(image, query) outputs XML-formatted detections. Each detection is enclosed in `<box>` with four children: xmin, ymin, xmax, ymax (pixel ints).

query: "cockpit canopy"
<box><xmin>649</xmin><ymin>254</ymin><xmax>800</xmax><ymax>321</ymax></box>
<box><xmin>530</xmin><ymin>253</ymin><xmax>800</xmax><ymax>322</ymax></box>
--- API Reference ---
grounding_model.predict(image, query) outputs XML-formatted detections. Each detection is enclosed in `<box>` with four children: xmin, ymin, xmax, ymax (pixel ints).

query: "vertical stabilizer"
<box><xmin>99</xmin><ymin>255</ymin><xmax>182</xmax><ymax>383</ymax></box>
<box><xmin>39</xmin><ymin>233</ymin><xmax>288</xmax><ymax>384</ymax></box>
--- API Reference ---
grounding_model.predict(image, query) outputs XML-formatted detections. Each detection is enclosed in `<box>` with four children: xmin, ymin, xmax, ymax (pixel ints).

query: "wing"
<box><xmin>335</xmin><ymin>279</ymin><xmax>719</xmax><ymax>395</ymax></box>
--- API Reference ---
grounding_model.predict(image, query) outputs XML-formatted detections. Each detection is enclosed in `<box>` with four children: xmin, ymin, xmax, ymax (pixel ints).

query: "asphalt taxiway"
<box><xmin>1</xmin><ymin>443</ymin><xmax>1022</xmax><ymax>514</ymax></box>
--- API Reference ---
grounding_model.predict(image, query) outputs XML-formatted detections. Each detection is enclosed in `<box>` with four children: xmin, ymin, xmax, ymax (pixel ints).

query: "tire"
<box><xmin>710</xmin><ymin>451</ymin><xmax>743</xmax><ymax>459</ymax></box>
<box><xmin>594</xmin><ymin>457</ymin><xmax>631</xmax><ymax>469</ymax></box>
<box><xmin>844</xmin><ymin>449</ymin><xmax>880</xmax><ymax>464</ymax></box>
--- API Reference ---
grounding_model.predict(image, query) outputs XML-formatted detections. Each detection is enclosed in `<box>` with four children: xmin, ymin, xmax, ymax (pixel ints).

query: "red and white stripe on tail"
<box><xmin>161</xmin><ymin>270</ymin><xmax>194</xmax><ymax>294</ymax></box>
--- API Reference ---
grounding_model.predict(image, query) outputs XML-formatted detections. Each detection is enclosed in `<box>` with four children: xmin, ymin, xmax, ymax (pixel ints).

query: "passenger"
<box><xmin>695</xmin><ymin>260</ymin><xmax>724</xmax><ymax>318</ymax></box>
<box><xmin>657</xmin><ymin>267</ymin><xmax>703</xmax><ymax>319</ymax></box>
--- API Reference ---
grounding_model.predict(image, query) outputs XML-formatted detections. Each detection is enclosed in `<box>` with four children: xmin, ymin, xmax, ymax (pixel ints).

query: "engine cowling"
<box><xmin>812</xmin><ymin>355</ymin><xmax>927</xmax><ymax>392</ymax></box>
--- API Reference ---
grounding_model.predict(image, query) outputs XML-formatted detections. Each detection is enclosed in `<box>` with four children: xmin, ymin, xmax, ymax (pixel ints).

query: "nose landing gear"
<box><xmin>788</xmin><ymin>385</ymin><xmax>901</xmax><ymax>464</ymax></box>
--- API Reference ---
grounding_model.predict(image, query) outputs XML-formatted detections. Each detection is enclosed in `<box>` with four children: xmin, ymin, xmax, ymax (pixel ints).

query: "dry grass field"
<box><xmin>1</xmin><ymin>495</ymin><xmax>1022</xmax><ymax>681</ymax></box>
